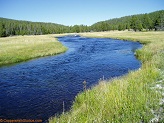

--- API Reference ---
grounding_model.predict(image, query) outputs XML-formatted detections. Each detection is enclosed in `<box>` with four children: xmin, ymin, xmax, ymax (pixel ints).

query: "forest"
<box><xmin>0</xmin><ymin>10</ymin><xmax>163</xmax><ymax>37</ymax></box>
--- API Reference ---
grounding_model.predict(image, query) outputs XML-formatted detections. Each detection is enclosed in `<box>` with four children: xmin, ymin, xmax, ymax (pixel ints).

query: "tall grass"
<box><xmin>0</xmin><ymin>34</ymin><xmax>68</xmax><ymax>66</ymax></box>
<box><xmin>49</xmin><ymin>31</ymin><xmax>164</xmax><ymax>123</ymax></box>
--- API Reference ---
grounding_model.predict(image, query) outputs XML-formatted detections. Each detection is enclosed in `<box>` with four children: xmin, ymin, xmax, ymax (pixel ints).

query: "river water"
<box><xmin>0</xmin><ymin>36</ymin><xmax>142</xmax><ymax>122</ymax></box>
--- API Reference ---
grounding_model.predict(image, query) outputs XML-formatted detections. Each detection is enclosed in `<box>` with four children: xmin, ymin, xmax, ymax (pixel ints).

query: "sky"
<box><xmin>0</xmin><ymin>0</ymin><xmax>164</xmax><ymax>26</ymax></box>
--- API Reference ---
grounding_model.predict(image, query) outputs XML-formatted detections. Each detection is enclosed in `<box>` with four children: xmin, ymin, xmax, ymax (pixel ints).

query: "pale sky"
<box><xmin>0</xmin><ymin>0</ymin><xmax>164</xmax><ymax>26</ymax></box>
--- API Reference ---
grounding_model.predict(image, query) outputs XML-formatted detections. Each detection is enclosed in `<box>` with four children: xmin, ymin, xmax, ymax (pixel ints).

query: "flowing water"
<box><xmin>0</xmin><ymin>36</ymin><xmax>142</xmax><ymax>122</ymax></box>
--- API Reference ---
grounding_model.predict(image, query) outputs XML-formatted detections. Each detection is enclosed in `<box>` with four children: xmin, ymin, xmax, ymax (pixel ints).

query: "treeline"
<box><xmin>0</xmin><ymin>18</ymin><xmax>91</xmax><ymax>37</ymax></box>
<box><xmin>91</xmin><ymin>10</ymin><xmax>164</xmax><ymax>32</ymax></box>
<box><xmin>0</xmin><ymin>10</ymin><xmax>164</xmax><ymax>37</ymax></box>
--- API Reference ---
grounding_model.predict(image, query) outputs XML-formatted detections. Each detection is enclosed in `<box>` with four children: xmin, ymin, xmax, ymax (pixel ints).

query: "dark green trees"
<box><xmin>72</xmin><ymin>25</ymin><xmax>80</xmax><ymax>33</ymax></box>
<box><xmin>91</xmin><ymin>10</ymin><xmax>164</xmax><ymax>32</ymax></box>
<box><xmin>130</xmin><ymin>16</ymin><xmax>143</xmax><ymax>31</ymax></box>
<box><xmin>118</xmin><ymin>24</ymin><xmax>126</xmax><ymax>31</ymax></box>
<box><xmin>154</xmin><ymin>14</ymin><xmax>164</xmax><ymax>31</ymax></box>
<box><xmin>0</xmin><ymin>22</ymin><xmax>5</xmax><ymax>37</ymax></box>
<box><xmin>0</xmin><ymin>18</ymin><xmax>72</xmax><ymax>37</ymax></box>
<box><xmin>0</xmin><ymin>18</ymin><xmax>92</xmax><ymax>37</ymax></box>
<box><xmin>142</xmin><ymin>14</ymin><xmax>153</xmax><ymax>30</ymax></box>
<box><xmin>126</xmin><ymin>23</ymin><xmax>130</xmax><ymax>31</ymax></box>
<box><xmin>0</xmin><ymin>10</ymin><xmax>164</xmax><ymax>37</ymax></box>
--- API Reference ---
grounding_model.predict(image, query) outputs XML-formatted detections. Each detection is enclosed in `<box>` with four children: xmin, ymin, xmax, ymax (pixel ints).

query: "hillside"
<box><xmin>0</xmin><ymin>17</ymin><xmax>70</xmax><ymax>37</ymax></box>
<box><xmin>0</xmin><ymin>10</ymin><xmax>164</xmax><ymax>37</ymax></box>
<box><xmin>91</xmin><ymin>10</ymin><xmax>164</xmax><ymax>31</ymax></box>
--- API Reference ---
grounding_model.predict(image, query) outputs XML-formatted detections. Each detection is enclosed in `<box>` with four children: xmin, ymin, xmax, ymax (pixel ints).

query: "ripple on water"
<box><xmin>0</xmin><ymin>36</ymin><xmax>142</xmax><ymax>121</ymax></box>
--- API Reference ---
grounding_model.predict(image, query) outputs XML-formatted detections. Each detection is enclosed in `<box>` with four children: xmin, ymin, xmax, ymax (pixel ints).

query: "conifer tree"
<box><xmin>0</xmin><ymin>22</ymin><xmax>6</xmax><ymax>37</ymax></box>
<box><xmin>130</xmin><ymin>16</ymin><xmax>143</xmax><ymax>31</ymax></box>
<box><xmin>143</xmin><ymin>14</ymin><xmax>153</xmax><ymax>30</ymax></box>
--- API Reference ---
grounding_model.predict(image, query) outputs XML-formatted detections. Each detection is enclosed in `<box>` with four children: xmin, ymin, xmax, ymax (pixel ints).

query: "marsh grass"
<box><xmin>49</xmin><ymin>31</ymin><xmax>164</xmax><ymax>123</ymax></box>
<box><xmin>0</xmin><ymin>34</ymin><xmax>68</xmax><ymax>66</ymax></box>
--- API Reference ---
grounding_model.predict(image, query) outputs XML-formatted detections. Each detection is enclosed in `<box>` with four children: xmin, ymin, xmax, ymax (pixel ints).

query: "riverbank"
<box><xmin>0</xmin><ymin>34</ymin><xmax>68</xmax><ymax>66</ymax></box>
<box><xmin>49</xmin><ymin>31</ymin><xmax>164</xmax><ymax>122</ymax></box>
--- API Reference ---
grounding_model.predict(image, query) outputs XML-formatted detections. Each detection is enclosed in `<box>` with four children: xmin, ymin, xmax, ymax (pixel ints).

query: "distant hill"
<box><xmin>0</xmin><ymin>10</ymin><xmax>164</xmax><ymax>37</ymax></box>
<box><xmin>0</xmin><ymin>17</ymin><xmax>70</xmax><ymax>37</ymax></box>
<box><xmin>91</xmin><ymin>10</ymin><xmax>164</xmax><ymax>31</ymax></box>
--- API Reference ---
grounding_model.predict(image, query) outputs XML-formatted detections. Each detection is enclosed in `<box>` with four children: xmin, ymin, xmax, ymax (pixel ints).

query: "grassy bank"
<box><xmin>0</xmin><ymin>34</ymin><xmax>68</xmax><ymax>66</ymax></box>
<box><xmin>49</xmin><ymin>31</ymin><xmax>164</xmax><ymax>123</ymax></box>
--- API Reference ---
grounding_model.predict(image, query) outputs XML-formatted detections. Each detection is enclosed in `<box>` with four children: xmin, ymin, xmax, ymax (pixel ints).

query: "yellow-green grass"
<box><xmin>49</xmin><ymin>31</ymin><xmax>164</xmax><ymax>123</ymax></box>
<box><xmin>0</xmin><ymin>34</ymin><xmax>68</xmax><ymax>66</ymax></box>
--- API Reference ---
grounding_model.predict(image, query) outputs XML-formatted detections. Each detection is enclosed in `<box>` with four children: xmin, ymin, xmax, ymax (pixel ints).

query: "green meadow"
<box><xmin>0</xmin><ymin>34</ymin><xmax>67</xmax><ymax>66</ymax></box>
<box><xmin>49</xmin><ymin>31</ymin><xmax>164</xmax><ymax>123</ymax></box>
<box><xmin>0</xmin><ymin>31</ymin><xmax>163</xmax><ymax>122</ymax></box>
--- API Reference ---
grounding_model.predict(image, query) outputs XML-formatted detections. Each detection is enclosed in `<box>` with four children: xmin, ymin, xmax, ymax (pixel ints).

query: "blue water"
<box><xmin>0</xmin><ymin>36</ymin><xmax>142</xmax><ymax>122</ymax></box>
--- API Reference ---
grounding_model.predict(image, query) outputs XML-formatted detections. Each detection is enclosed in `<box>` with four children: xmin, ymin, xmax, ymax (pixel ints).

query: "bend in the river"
<box><xmin>0</xmin><ymin>35</ymin><xmax>142</xmax><ymax>122</ymax></box>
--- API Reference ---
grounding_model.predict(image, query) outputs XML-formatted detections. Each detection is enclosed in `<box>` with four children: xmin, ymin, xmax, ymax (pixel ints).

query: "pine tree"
<box><xmin>0</xmin><ymin>22</ymin><xmax>6</xmax><ymax>37</ymax></box>
<box><xmin>130</xmin><ymin>16</ymin><xmax>137</xmax><ymax>31</ymax></box>
<box><xmin>118</xmin><ymin>24</ymin><xmax>123</xmax><ymax>31</ymax></box>
<box><xmin>72</xmin><ymin>25</ymin><xmax>80</xmax><ymax>33</ymax></box>
<box><xmin>143</xmin><ymin>14</ymin><xmax>153</xmax><ymax>30</ymax></box>
<box><xmin>154</xmin><ymin>13</ymin><xmax>164</xmax><ymax>31</ymax></box>
<box><xmin>0</xmin><ymin>22</ymin><xmax>3</xmax><ymax>37</ymax></box>
<box><xmin>126</xmin><ymin>23</ymin><xmax>130</xmax><ymax>30</ymax></box>
<box><xmin>136</xmin><ymin>20</ymin><xmax>143</xmax><ymax>31</ymax></box>
<box><xmin>101</xmin><ymin>22</ymin><xmax>109</xmax><ymax>31</ymax></box>
<box><xmin>130</xmin><ymin>16</ymin><xmax>143</xmax><ymax>31</ymax></box>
